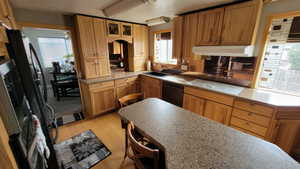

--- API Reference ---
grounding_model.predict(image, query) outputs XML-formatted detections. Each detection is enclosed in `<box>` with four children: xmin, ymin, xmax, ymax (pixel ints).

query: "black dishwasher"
<box><xmin>162</xmin><ymin>81</ymin><xmax>184</xmax><ymax>107</ymax></box>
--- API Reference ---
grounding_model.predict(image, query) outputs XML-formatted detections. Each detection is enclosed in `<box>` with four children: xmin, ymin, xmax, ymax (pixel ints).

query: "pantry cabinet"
<box><xmin>75</xmin><ymin>15</ymin><xmax>111</xmax><ymax>79</ymax></box>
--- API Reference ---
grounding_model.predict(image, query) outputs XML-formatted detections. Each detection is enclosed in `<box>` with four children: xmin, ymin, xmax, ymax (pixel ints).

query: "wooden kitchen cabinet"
<box><xmin>107</xmin><ymin>20</ymin><xmax>121</xmax><ymax>37</ymax></box>
<box><xmin>196</xmin><ymin>8</ymin><xmax>224</xmax><ymax>46</ymax></box>
<box><xmin>129</xmin><ymin>24</ymin><xmax>148</xmax><ymax>71</ymax></box>
<box><xmin>204</xmin><ymin>100</ymin><xmax>232</xmax><ymax>125</ymax></box>
<box><xmin>121</xmin><ymin>23</ymin><xmax>133</xmax><ymax>38</ymax></box>
<box><xmin>142</xmin><ymin>76</ymin><xmax>161</xmax><ymax>98</ymax></box>
<box><xmin>183</xmin><ymin>94</ymin><xmax>205</xmax><ymax>115</ymax></box>
<box><xmin>220</xmin><ymin>0</ymin><xmax>262</xmax><ymax>45</ymax></box>
<box><xmin>172</xmin><ymin>16</ymin><xmax>184</xmax><ymax>60</ymax></box>
<box><xmin>0</xmin><ymin>0</ymin><xmax>17</xmax><ymax>29</ymax></box>
<box><xmin>116</xmin><ymin>77</ymin><xmax>140</xmax><ymax>99</ymax></box>
<box><xmin>75</xmin><ymin>15</ymin><xmax>111</xmax><ymax>79</ymax></box>
<box><xmin>182</xmin><ymin>13</ymin><xmax>198</xmax><ymax>60</ymax></box>
<box><xmin>90</xmin><ymin>86</ymin><xmax>116</xmax><ymax>116</ymax></box>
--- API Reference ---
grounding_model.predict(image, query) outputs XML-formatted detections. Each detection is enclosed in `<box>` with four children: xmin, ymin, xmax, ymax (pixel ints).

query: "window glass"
<box><xmin>258</xmin><ymin>16</ymin><xmax>300</xmax><ymax>95</ymax></box>
<box><xmin>154</xmin><ymin>31</ymin><xmax>177</xmax><ymax>64</ymax></box>
<box><xmin>38</xmin><ymin>37</ymin><xmax>73</xmax><ymax>68</ymax></box>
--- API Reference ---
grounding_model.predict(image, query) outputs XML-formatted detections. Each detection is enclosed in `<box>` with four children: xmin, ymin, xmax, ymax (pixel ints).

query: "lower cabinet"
<box><xmin>183</xmin><ymin>94</ymin><xmax>205</xmax><ymax>115</ymax></box>
<box><xmin>81</xmin><ymin>76</ymin><xmax>140</xmax><ymax>117</ymax></box>
<box><xmin>204</xmin><ymin>101</ymin><xmax>232</xmax><ymax>125</ymax></box>
<box><xmin>142</xmin><ymin>76</ymin><xmax>162</xmax><ymax>98</ymax></box>
<box><xmin>90</xmin><ymin>86</ymin><xmax>116</xmax><ymax>116</ymax></box>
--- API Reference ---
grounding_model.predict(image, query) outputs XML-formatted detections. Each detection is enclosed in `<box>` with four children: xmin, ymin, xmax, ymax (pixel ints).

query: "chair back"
<box><xmin>118</xmin><ymin>93</ymin><xmax>143</xmax><ymax>108</ymax></box>
<box><xmin>127</xmin><ymin>122</ymin><xmax>159</xmax><ymax>169</ymax></box>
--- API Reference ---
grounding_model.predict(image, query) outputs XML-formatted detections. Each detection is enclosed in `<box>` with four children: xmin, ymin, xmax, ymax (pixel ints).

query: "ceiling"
<box><xmin>11</xmin><ymin>0</ymin><xmax>239</xmax><ymax>24</ymax></box>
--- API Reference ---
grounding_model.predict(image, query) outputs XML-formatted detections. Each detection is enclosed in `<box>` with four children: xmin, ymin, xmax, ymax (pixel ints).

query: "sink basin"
<box><xmin>145</xmin><ymin>72</ymin><xmax>168</xmax><ymax>77</ymax></box>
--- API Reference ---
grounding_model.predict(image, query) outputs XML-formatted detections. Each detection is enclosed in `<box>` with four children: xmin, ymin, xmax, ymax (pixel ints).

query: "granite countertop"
<box><xmin>119</xmin><ymin>98</ymin><xmax>300</xmax><ymax>169</ymax></box>
<box><xmin>80</xmin><ymin>71</ymin><xmax>147</xmax><ymax>84</ymax></box>
<box><xmin>142</xmin><ymin>74</ymin><xmax>300</xmax><ymax>107</ymax></box>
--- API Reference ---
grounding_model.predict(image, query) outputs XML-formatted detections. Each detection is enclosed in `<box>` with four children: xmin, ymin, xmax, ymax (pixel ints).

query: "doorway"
<box><xmin>20</xmin><ymin>25</ymin><xmax>83</xmax><ymax>126</ymax></box>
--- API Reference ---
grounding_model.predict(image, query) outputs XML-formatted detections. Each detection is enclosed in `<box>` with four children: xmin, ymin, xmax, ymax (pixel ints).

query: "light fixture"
<box><xmin>145</xmin><ymin>16</ymin><xmax>170</xmax><ymax>26</ymax></box>
<box><xmin>102</xmin><ymin>0</ymin><xmax>156</xmax><ymax>17</ymax></box>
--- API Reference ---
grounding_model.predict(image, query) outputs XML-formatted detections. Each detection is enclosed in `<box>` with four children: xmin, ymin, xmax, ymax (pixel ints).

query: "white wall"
<box><xmin>13</xmin><ymin>8</ymin><xmax>73</xmax><ymax>27</ymax></box>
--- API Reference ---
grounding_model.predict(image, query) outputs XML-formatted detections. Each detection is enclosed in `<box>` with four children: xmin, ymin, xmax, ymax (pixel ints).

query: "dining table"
<box><xmin>118</xmin><ymin>98</ymin><xmax>300</xmax><ymax>169</ymax></box>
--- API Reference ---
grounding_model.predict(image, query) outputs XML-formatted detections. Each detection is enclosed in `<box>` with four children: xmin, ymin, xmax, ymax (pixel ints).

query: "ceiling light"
<box><xmin>145</xmin><ymin>16</ymin><xmax>170</xmax><ymax>26</ymax></box>
<box><xmin>103</xmin><ymin>0</ymin><xmax>156</xmax><ymax>17</ymax></box>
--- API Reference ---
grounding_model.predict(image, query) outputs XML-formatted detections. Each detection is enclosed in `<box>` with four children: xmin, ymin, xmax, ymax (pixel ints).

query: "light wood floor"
<box><xmin>55</xmin><ymin>112</ymin><xmax>135</xmax><ymax>169</ymax></box>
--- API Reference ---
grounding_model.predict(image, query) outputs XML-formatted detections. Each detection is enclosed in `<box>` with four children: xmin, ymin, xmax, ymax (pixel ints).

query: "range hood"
<box><xmin>192</xmin><ymin>46</ymin><xmax>255</xmax><ymax>57</ymax></box>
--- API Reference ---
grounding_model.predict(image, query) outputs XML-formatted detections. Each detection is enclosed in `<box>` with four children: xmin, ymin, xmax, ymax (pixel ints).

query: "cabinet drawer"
<box><xmin>232</xmin><ymin>108</ymin><xmax>271</xmax><ymax>127</ymax></box>
<box><xmin>184</xmin><ymin>87</ymin><xmax>234</xmax><ymax>106</ymax></box>
<box><xmin>0</xmin><ymin>27</ymin><xmax>8</xmax><ymax>43</ymax></box>
<box><xmin>231</xmin><ymin>125</ymin><xmax>264</xmax><ymax>139</ymax></box>
<box><xmin>89</xmin><ymin>81</ymin><xmax>114</xmax><ymax>90</ymax></box>
<box><xmin>127</xmin><ymin>76</ymin><xmax>139</xmax><ymax>82</ymax></box>
<box><xmin>234</xmin><ymin>99</ymin><xmax>274</xmax><ymax>117</ymax></box>
<box><xmin>115</xmin><ymin>78</ymin><xmax>127</xmax><ymax>87</ymax></box>
<box><xmin>230</xmin><ymin>116</ymin><xmax>268</xmax><ymax>137</ymax></box>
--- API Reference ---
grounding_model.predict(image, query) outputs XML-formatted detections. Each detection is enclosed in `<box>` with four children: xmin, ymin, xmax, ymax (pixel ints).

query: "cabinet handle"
<box><xmin>245</xmin><ymin>122</ymin><xmax>250</xmax><ymax>125</ymax></box>
<box><xmin>248</xmin><ymin>112</ymin><xmax>253</xmax><ymax>116</ymax></box>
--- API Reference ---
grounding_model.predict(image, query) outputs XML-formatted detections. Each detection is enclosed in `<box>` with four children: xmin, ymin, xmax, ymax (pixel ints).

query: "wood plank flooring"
<box><xmin>55</xmin><ymin>113</ymin><xmax>135</xmax><ymax>169</ymax></box>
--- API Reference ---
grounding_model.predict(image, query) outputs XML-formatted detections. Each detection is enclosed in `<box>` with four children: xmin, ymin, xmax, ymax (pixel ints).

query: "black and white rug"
<box><xmin>54</xmin><ymin>130</ymin><xmax>111</xmax><ymax>169</ymax></box>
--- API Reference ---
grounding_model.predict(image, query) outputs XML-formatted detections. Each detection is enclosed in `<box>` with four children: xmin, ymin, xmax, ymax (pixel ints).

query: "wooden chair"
<box><xmin>127</xmin><ymin>122</ymin><xmax>160</xmax><ymax>169</ymax></box>
<box><xmin>118</xmin><ymin>93</ymin><xmax>143</xmax><ymax>108</ymax></box>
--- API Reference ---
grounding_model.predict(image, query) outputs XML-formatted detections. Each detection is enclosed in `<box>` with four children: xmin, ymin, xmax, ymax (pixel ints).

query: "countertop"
<box><xmin>119</xmin><ymin>98</ymin><xmax>300</xmax><ymax>169</ymax></box>
<box><xmin>142</xmin><ymin>73</ymin><xmax>300</xmax><ymax>107</ymax></box>
<box><xmin>80</xmin><ymin>71</ymin><xmax>147</xmax><ymax>84</ymax></box>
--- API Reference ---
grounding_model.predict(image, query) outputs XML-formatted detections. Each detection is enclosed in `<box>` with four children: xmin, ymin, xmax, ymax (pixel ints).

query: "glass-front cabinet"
<box><xmin>121</xmin><ymin>23</ymin><xmax>132</xmax><ymax>38</ymax></box>
<box><xmin>107</xmin><ymin>21</ymin><xmax>132</xmax><ymax>38</ymax></box>
<box><xmin>107</xmin><ymin>21</ymin><xmax>121</xmax><ymax>37</ymax></box>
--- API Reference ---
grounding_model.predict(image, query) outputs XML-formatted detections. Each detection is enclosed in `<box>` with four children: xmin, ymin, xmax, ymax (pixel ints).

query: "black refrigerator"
<box><xmin>0</xmin><ymin>30</ymin><xmax>59</xmax><ymax>169</ymax></box>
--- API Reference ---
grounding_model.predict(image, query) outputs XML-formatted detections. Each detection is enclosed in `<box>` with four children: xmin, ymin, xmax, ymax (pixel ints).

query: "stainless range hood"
<box><xmin>192</xmin><ymin>46</ymin><xmax>255</xmax><ymax>57</ymax></box>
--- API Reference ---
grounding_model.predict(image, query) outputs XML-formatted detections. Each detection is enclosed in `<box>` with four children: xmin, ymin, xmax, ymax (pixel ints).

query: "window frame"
<box><xmin>153</xmin><ymin>29</ymin><xmax>177</xmax><ymax>65</ymax></box>
<box><xmin>253</xmin><ymin>11</ymin><xmax>300</xmax><ymax>94</ymax></box>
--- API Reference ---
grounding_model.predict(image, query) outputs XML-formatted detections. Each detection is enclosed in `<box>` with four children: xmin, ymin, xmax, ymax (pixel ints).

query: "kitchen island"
<box><xmin>119</xmin><ymin>98</ymin><xmax>300</xmax><ymax>169</ymax></box>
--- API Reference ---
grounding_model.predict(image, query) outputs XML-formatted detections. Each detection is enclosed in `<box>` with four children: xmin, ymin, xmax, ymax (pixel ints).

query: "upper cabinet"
<box><xmin>75</xmin><ymin>15</ymin><xmax>111</xmax><ymax>79</ymax></box>
<box><xmin>196</xmin><ymin>8</ymin><xmax>224</xmax><ymax>46</ymax></box>
<box><xmin>107</xmin><ymin>21</ymin><xmax>133</xmax><ymax>39</ymax></box>
<box><xmin>121</xmin><ymin>23</ymin><xmax>133</xmax><ymax>38</ymax></box>
<box><xmin>182</xmin><ymin>13</ymin><xmax>198</xmax><ymax>59</ymax></box>
<box><xmin>129</xmin><ymin>24</ymin><xmax>148</xmax><ymax>71</ymax></box>
<box><xmin>220</xmin><ymin>0</ymin><xmax>262</xmax><ymax>45</ymax></box>
<box><xmin>172</xmin><ymin>16</ymin><xmax>184</xmax><ymax>60</ymax></box>
<box><xmin>107</xmin><ymin>20</ymin><xmax>121</xmax><ymax>37</ymax></box>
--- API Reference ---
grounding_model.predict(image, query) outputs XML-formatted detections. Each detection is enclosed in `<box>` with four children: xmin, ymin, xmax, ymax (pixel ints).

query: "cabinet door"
<box><xmin>90</xmin><ymin>87</ymin><xmax>115</xmax><ymax>116</ymax></box>
<box><xmin>196</xmin><ymin>8</ymin><xmax>224</xmax><ymax>45</ymax></box>
<box><xmin>204</xmin><ymin>100</ymin><xmax>232</xmax><ymax>124</ymax></box>
<box><xmin>107</xmin><ymin>20</ymin><xmax>121</xmax><ymax>37</ymax></box>
<box><xmin>0</xmin><ymin>0</ymin><xmax>16</xmax><ymax>29</ymax></box>
<box><xmin>94</xmin><ymin>18</ymin><xmax>111</xmax><ymax>77</ymax></box>
<box><xmin>132</xmin><ymin>25</ymin><xmax>148</xmax><ymax>71</ymax></box>
<box><xmin>183</xmin><ymin>94</ymin><xmax>205</xmax><ymax>116</ymax></box>
<box><xmin>172</xmin><ymin>16</ymin><xmax>183</xmax><ymax>60</ymax></box>
<box><xmin>221</xmin><ymin>0</ymin><xmax>261</xmax><ymax>45</ymax></box>
<box><xmin>182</xmin><ymin>13</ymin><xmax>198</xmax><ymax>60</ymax></box>
<box><xmin>142</xmin><ymin>76</ymin><xmax>161</xmax><ymax>98</ymax></box>
<box><xmin>121</xmin><ymin>23</ymin><xmax>132</xmax><ymax>38</ymax></box>
<box><xmin>84</xmin><ymin>58</ymin><xmax>99</xmax><ymax>79</ymax></box>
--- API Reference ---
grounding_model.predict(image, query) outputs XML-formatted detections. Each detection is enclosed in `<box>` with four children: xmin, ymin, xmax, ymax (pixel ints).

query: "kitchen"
<box><xmin>0</xmin><ymin>0</ymin><xmax>300</xmax><ymax>169</ymax></box>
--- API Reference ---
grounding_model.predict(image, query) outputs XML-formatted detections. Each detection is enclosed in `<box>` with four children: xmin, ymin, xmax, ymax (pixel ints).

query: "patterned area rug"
<box><xmin>54</xmin><ymin>130</ymin><xmax>111</xmax><ymax>169</ymax></box>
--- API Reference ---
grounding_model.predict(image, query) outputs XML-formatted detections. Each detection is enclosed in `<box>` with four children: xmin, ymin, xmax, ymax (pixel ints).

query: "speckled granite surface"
<box><xmin>142</xmin><ymin>74</ymin><xmax>300</xmax><ymax>107</ymax></box>
<box><xmin>80</xmin><ymin>71</ymin><xmax>147</xmax><ymax>84</ymax></box>
<box><xmin>119</xmin><ymin>98</ymin><xmax>300</xmax><ymax>169</ymax></box>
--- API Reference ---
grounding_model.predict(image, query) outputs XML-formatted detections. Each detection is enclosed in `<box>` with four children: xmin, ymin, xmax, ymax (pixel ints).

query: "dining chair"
<box><xmin>118</xmin><ymin>93</ymin><xmax>143</xmax><ymax>108</ymax></box>
<box><xmin>127</xmin><ymin>122</ymin><xmax>160</xmax><ymax>169</ymax></box>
